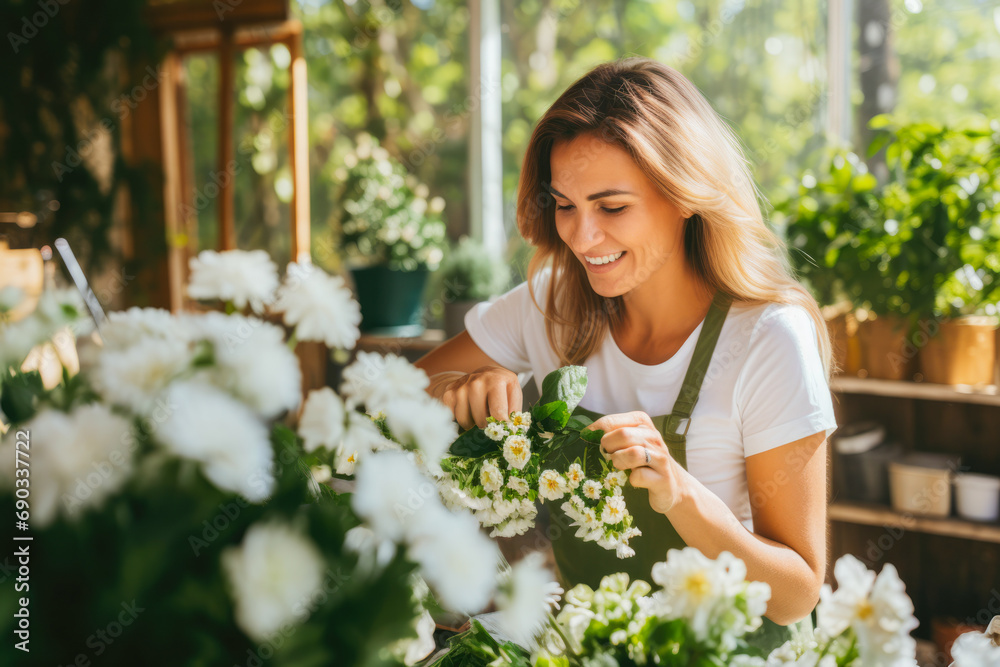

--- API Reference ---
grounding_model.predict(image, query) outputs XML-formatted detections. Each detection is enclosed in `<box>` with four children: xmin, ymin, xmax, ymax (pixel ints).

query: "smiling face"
<box><xmin>549</xmin><ymin>133</ymin><xmax>689</xmax><ymax>299</ymax></box>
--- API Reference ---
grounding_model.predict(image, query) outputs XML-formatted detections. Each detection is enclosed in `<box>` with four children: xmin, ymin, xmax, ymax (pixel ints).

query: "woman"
<box><xmin>415</xmin><ymin>58</ymin><xmax>837</xmax><ymax>639</ymax></box>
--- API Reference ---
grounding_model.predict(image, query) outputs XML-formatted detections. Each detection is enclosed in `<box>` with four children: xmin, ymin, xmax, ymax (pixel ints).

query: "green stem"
<box><xmin>287</xmin><ymin>330</ymin><xmax>298</xmax><ymax>351</ymax></box>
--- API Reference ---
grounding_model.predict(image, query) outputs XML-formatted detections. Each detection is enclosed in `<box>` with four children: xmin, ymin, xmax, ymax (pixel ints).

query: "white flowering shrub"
<box><xmin>0</xmin><ymin>250</ymin><xmax>550</xmax><ymax>667</ymax></box>
<box><xmin>331</xmin><ymin>132</ymin><xmax>448</xmax><ymax>271</ymax></box>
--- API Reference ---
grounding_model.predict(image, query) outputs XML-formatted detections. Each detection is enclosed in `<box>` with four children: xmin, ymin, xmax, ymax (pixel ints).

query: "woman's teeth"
<box><xmin>585</xmin><ymin>251</ymin><xmax>624</xmax><ymax>265</ymax></box>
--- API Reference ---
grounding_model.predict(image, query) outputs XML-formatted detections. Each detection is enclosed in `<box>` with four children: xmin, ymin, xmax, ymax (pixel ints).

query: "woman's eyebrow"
<box><xmin>545</xmin><ymin>184</ymin><xmax>635</xmax><ymax>201</ymax></box>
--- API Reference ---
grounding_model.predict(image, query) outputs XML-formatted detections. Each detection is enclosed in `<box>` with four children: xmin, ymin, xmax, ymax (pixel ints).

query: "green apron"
<box><xmin>542</xmin><ymin>288</ymin><xmax>810</xmax><ymax>652</ymax></box>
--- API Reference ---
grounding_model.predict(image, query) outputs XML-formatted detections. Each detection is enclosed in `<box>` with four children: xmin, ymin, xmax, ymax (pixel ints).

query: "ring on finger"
<box><xmin>643</xmin><ymin>446</ymin><xmax>651</xmax><ymax>466</ymax></box>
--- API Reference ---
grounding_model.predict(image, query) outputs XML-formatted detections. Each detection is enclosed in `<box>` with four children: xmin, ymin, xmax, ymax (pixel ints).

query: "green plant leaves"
<box><xmin>539</xmin><ymin>365</ymin><xmax>588</xmax><ymax>412</ymax></box>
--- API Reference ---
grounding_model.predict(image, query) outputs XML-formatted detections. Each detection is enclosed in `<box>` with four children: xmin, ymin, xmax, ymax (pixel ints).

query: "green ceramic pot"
<box><xmin>350</xmin><ymin>265</ymin><xmax>429</xmax><ymax>336</ymax></box>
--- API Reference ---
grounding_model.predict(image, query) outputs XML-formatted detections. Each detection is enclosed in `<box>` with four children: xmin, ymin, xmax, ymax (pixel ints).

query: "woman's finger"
<box><xmin>453</xmin><ymin>385</ymin><xmax>474</xmax><ymax>430</ymax></box>
<box><xmin>610</xmin><ymin>444</ymin><xmax>658</xmax><ymax>471</ymax></box>
<box><xmin>587</xmin><ymin>410</ymin><xmax>653</xmax><ymax>435</ymax></box>
<box><xmin>467</xmin><ymin>380</ymin><xmax>490</xmax><ymax>428</ymax></box>
<box><xmin>506</xmin><ymin>377</ymin><xmax>523</xmax><ymax>415</ymax></box>
<box><xmin>486</xmin><ymin>383</ymin><xmax>509</xmax><ymax>422</ymax></box>
<box><xmin>600</xmin><ymin>425</ymin><xmax>655</xmax><ymax>455</ymax></box>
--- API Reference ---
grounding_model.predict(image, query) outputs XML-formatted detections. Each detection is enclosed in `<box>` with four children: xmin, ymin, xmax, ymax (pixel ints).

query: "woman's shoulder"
<box><xmin>727</xmin><ymin>299</ymin><xmax>818</xmax><ymax>350</ymax></box>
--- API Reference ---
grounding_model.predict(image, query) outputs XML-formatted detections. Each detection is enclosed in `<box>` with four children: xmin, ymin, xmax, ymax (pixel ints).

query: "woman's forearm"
<box><xmin>664</xmin><ymin>465</ymin><xmax>824</xmax><ymax>625</ymax></box>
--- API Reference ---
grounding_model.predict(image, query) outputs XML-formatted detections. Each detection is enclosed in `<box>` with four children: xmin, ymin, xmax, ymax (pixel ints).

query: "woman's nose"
<box><xmin>570</xmin><ymin>213</ymin><xmax>604</xmax><ymax>251</ymax></box>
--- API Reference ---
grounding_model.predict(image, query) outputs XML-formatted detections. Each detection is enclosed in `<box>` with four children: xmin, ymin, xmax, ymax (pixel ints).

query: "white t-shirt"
<box><xmin>464</xmin><ymin>269</ymin><xmax>838</xmax><ymax>531</ymax></box>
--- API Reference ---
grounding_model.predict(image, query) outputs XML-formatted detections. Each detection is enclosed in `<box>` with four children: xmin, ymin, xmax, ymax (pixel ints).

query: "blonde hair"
<box><xmin>516</xmin><ymin>57</ymin><xmax>834</xmax><ymax>381</ymax></box>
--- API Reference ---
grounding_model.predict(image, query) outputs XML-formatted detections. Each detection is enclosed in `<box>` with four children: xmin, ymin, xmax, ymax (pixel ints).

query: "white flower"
<box><xmin>0</xmin><ymin>404</ymin><xmax>132</xmax><ymax>527</ymax></box>
<box><xmin>192</xmin><ymin>314</ymin><xmax>301</xmax><ymax>420</ymax></box>
<box><xmin>222</xmin><ymin>522</ymin><xmax>324</xmax><ymax>642</ymax></box>
<box><xmin>275</xmin><ymin>262</ymin><xmax>361</xmax><ymax>350</ymax></box>
<box><xmin>539</xmin><ymin>470</ymin><xmax>568</xmax><ymax>501</ymax></box>
<box><xmin>496</xmin><ymin>552</ymin><xmax>563</xmax><ymax>647</ymax></box>
<box><xmin>335</xmin><ymin>449</ymin><xmax>359</xmax><ymax>475</ymax></box>
<box><xmin>509</xmin><ymin>411</ymin><xmax>531</xmax><ymax>431</ymax></box>
<box><xmin>507</xmin><ymin>475</ymin><xmax>530</xmax><ymax>495</ymax></box>
<box><xmin>297</xmin><ymin>388</ymin><xmax>346</xmax><ymax>453</ymax></box>
<box><xmin>484</xmin><ymin>422</ymin><xmax>506</xmax><ymax>442</ymax></box>
<box><xmin>157</xmin><ymin>380</ymin><xmax>275</xmax><ymax>502</ymax></box>
<box><xmin>480</xmin><ymin>460</ymin><xmax>503</xmax><ymax>493</ymax></box>
<box><xmin>438</xmin><ymin>477</ymin><xmax>491</xmax><ymax>513</ymax></box>
<box><xmin>600</xmin><ymin>495</ymin><xmax>627</xmax><ymax>525</ymax></box>
<box><xmin>817</xmin><ymin>554</ymin><xmax>917</xmax><ymax>667</ymax></box>
<box><xmin>99</xmin><ymin>307</ymin><xmax>182</xmax><ymax>350</ymax></box>
<box><xmin>383</xmin><ymin>396</ymin><xmax>457</xmax><ymax>470</ymax></box>
<box><xmin>604</xmin><ymin>470</ymin><xmax>627</xmax><ymax>490</ymax></box>
<box><xmin>187</xmin><ymin>249</ymin><xmax>278</xmax><ymax>313</ymax></box>
<box><xmin>492</xmin><ymin>497</ymin><xmax>518</xmax><ymax>522</ymax></box>
<box><xmin>565</xmin><ymin>463</ymin><xmax>585</xmax><ymax>489</ymax></box>
<box><xmin>89</xmin><ymin>336</ymin><xmax>191</xmax><ymax>413</ymax></box>
<box><xmin>340</xmin><ymin>352</ymin><xmax>429</xmax><ymax>410</ymax></box>
<box><xmin>951</xmin><ymin>629</ymin><xmax>1000</xmax><ymax>667</ymax></box>
<box><xmin>582</xmin><ymin>479</ymin><xmax>603</xmax><ymax>500</ymax></box>
<box><xmin>407</xmin><ymin>505</ymin><xmax>499</xmax><ymax>613</ymax></box>
<box><xmin>352</xmin><ymin>451</ymin><xmax>434</xmax><ymax>543</ymax></box>
<box><xmin>649</xmin><ymin>548</ymin><xmax>764</xmax><ymax>642</ymax></box>
<box><xmin>502</xmin><ymin>434</ymin><xmax>531</xmax><ymax>470</ymax></box>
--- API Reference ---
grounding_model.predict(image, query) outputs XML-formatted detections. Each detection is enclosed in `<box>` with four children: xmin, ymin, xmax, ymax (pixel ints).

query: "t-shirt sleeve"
<box><xmin>463</xmin><ymin>278</ymin><xmax>539</xmax><ymax>374</ymax></box>
<box><xmin>735</xmin><ymin>304</ymin><xmax>839</xmax><ymax>457</ymax></box>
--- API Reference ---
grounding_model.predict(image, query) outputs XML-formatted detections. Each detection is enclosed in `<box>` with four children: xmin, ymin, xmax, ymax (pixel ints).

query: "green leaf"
<box><xmin>449</xmin><ymin>427</ymin><xmax>500</xmax><ymax>458</ymax></box>
<box><xmin>0</xmin><ymin>370</ymin><xmax>44</xmax><ymax>424</ymax></box>
<box><xmin>580</xmin><ymin>428</ymin><xmax>604</xmax><ymax>445</ymax></box>
<box><xmin>866</xmin><ymin>132</ymin><xmax>892</xmax><ymax>158</ymax></box>
<box><xmin>539</xmin><ymin>366</ymin><xmax>588</xmax><ymax>412</ymax></box>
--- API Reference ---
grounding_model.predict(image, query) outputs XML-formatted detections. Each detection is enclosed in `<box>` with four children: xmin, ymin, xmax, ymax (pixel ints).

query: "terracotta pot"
<box><xmin>826</xmin><ymin>310</ymin><xmax>861</xmax><ymax>376</ymax></box>
<box><xmin>857</xmin><ymin>316</ymin><xmax>917</xmax><ymax>381</ymax></box>
<box><xmin>920</xmin><ymin>316</ymin><xmax>998</xmax><ymax>386</ymax></box>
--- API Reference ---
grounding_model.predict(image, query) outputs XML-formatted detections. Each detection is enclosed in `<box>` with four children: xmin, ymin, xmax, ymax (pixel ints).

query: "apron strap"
<box><xmin>661</xmin><ymin>289</ymin><xmax>733</xmax><ymax>436</ymax></box>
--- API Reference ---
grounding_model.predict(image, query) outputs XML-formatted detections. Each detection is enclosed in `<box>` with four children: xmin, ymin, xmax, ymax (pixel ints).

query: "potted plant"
<box><xmin>872</xmin><ymin>117</ymin><xmax>1000</xmax><ymax>385</ymax></box>
<box><xmin>777</xmin><ymin>119</ymin><xmax>1000</xmax><ymax>383</ymax></box>
<box><xmin>330</xmin><ymin>133</ymin><xmax>448</xmax><ymax>336</ymax></box>
<box><xmin>435</xmin><ymin>236</ymin><xmax>510</xmax><ymax>338</ymax></box>
<box><xmin>775</xmin><ymin>149</ymin><xmax>880</xmax><ymax>377</ymax></box>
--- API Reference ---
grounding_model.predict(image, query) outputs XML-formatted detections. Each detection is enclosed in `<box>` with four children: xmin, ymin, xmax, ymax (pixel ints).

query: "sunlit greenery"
<box><xmin>175</xmin><ymin>0</ymin><xmax>1000</xmax><ymax>293</ymax></box>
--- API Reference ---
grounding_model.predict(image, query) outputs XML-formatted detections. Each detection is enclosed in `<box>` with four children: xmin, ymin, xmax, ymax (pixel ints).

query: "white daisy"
<box><xmin>509</xmin><ymin>411</ymin><xmax>532</xmax><ymax>431</ymax></box>
<box><xmin>604</xmin><ymin>470</ymin><xmax>627</xmax><ymax>490</ymax></box>
<box><xmin>503</xmin><ymin>434</ymin><xmax>531</xmax><ymax>470</ymax></box>
<box><xmin>582</xmin><ymin>479</ymin><xmax>603</xmax><ymax>500</ymax></box>
<box><xmin>600</xmin><ymin>495</ymin><xmax>627</xmax><ymax>525</ymax></box>
<box><xmin>480</xmin><ymin>460</ymin><xmax>503</xmax><ymax>493</ymax></box>
<box><xmin>221</xmin><ymin>522</ymin><xmax>324</xmax><ymax>641</ymax></box>
<box><xmin>187</xmin><ymin>249</ymin><xmax>278</xmax><ymax>313</ymax></box>
<box><xmin>484</xmin><ymin>421</ymin><xmax>506</xmax><ymax>442</ymax></box>
<box><xmin>507</xmin><ymin>475</ymin><xmax>530</xmax><ymax>495</ymax></box>
<box><xmin>275</xmin><ymin>262</ymin><xmax>361</xmax><ymax>350</ymax></box>
<box><xmin>539</xmin><ymin>470</ymin><xmax>568</xmax><ymax>501</ymax></box>
<box><xmin>297</xmin><ymin>388</ymin><xmax>346</xmax><ymax>453</ymax></box>
<box><xmin>340</xmin><ymin>351</ymin><xmax>429</xmax><ymax>410</ymax></box>
<box><xmin>565</xmin><ymin>463</ymin><xmax>584</xmax><ymax>489</ymax></box>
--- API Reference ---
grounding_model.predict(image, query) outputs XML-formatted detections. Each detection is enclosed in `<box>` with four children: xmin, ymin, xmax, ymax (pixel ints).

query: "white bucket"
<box><xmin>954</xmin><ymin>473</ymin><xmax>1000</xmax><ymax>522</ymax></box>
<box><xmin>889</xmin><ymin>459</ymin><xmax>953</xmax><ymax>517</ymax></box>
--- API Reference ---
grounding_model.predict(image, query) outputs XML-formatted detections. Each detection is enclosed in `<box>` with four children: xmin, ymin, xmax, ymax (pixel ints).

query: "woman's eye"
<box><xmin>602</xmin><ymin>205</ymin><xmax>627</xmax><ymax>215</ymax></box>
<box><xmin>556</xmin><ymin>204</ymin><xmax>575</xmax><ymax>211</ymax></box>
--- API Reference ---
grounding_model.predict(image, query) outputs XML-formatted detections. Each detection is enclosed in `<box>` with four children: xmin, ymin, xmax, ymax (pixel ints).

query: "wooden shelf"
<box><xmin>356</xmin><ymin>329</ymin><xmax>446</xmax><ymax>353</ymax></box>
<box><xmin>829</xmin><ymin>501</ymin><xmax>1000</xmax><ymax>544</ymax></box>
<box><xmin>830</xmin><ymin>376</ymin><xmax>1000</xmax><ymax>406</ymax></box>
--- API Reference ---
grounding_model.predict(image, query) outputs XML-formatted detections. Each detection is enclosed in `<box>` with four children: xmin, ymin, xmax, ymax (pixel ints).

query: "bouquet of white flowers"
<box><xmin>437</xmin><ymin>366</ymin><xmax>642</xmax><ymax>558</ymax></box>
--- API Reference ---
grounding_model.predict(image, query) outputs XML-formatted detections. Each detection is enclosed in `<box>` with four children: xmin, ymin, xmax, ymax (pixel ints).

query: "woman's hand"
<box><xmin>431</xmin><ymin>366</ymin><xmax>523</xmax><ymax>430</ymax></box>
<box><xmin>587</xmin><ymin>411</ymin><xmax>686</xmax><ymax>515</ymax></box>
